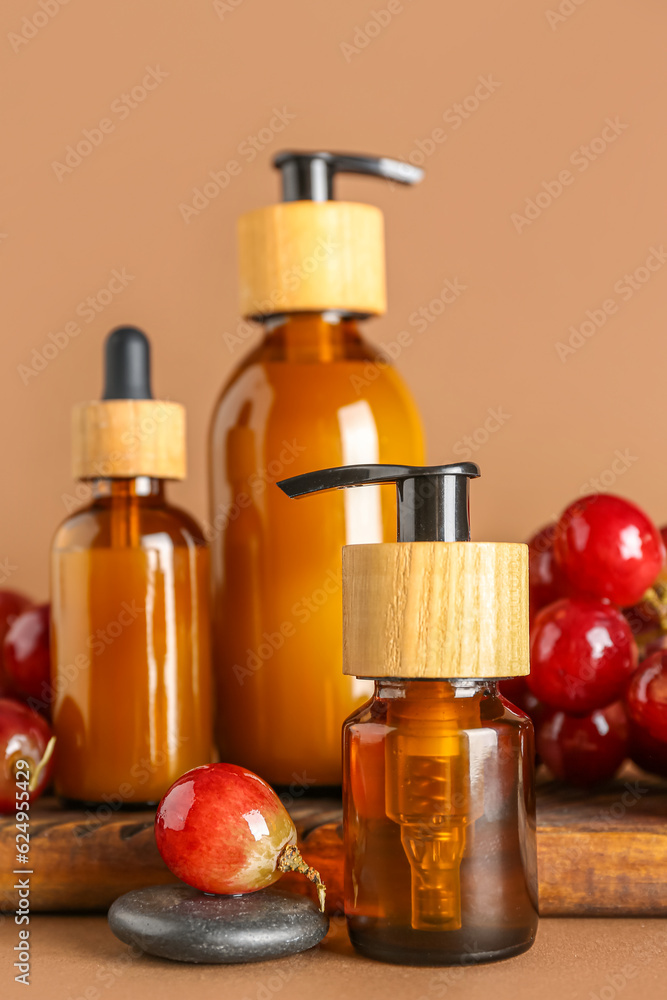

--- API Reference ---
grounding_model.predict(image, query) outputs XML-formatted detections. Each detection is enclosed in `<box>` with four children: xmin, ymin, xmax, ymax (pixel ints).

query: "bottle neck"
<box><xmin>374</xmin><ymin>678</ymin><xmax>499</xmax><ymax>700</ymax></box>
<box><xmin>259</xmin><ymin>311</ymin><xmax>370</xmax><ymax>362</ymax></box>
<box><xmin>88</xmin><ymin>477</ymin><xmax>166</xmax><ymax>503</ymax></box>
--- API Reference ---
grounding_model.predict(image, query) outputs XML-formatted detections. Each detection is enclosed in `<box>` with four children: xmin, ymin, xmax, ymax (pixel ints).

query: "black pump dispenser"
<box><xmin>102</xmin><ymin>326</ymin><xmax>153</xmax><ymax>401</ymax></box>
<box><xmin>278</xmin><ymin>463</ymin><xmax>481</xmax><ymax>543</ymax></box>
<box><xmin>273</xmin><ymin>151</ymin><xmax>424</xmax><ymax>202</ymax></box>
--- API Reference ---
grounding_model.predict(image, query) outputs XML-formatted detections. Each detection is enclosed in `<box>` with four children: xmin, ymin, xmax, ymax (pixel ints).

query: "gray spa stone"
<box><xmin>108</xmin><ymin>883</ymin><xmax>329</xmax><ymax>964</ymax></box>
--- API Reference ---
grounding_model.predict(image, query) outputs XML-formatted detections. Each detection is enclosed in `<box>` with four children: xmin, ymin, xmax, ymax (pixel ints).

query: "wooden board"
<box><xmin>2</xmin><ymin>778</ymin><xmax>666</xmax><ymax>916</ymax></box>
<box><xmin>0</xmin><ymin>797</ymin><xmax>343</xmax><ymax>914</ymax></box>
<box><xmin>536</xmin><ymin>777</ymin><xmax>667</xmax><ymax>915</ymax></box>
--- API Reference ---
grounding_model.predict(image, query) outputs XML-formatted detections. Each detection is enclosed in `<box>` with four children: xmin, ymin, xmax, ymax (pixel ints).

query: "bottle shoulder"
<box><xmin>156</xmin><ymin>502</ymin><xmax>208</xmax><ymax>544</ymax></box>
<box><xmin>494</xmin><ymin>694</ymin><xmax>536</xmax><ymax>730</ymax></box>
<box><xmin>343</xmin><ymin>693</ymin><xmax>391</xmax><ymax>730</ymax></box>
<box><xmin>210</xmin><ymin>333</ymin><xmax>420</xmax><ymax>416</ymax></box>
<box><xmin>342</xmin><ymin>688</ymin><xmax>535</xmax><ymax>734</ymax></box>
<box><xmin>52</xmin><ymin>499</ymin><xmax>208</xmax><ymax>551</ymax></box>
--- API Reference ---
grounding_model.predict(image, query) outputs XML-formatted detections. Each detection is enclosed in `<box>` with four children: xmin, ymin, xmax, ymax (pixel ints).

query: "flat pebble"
<box><xmin>108</xmin><ymin>883</ymin><xmax>329</xmax><ymax>964</ymax></box>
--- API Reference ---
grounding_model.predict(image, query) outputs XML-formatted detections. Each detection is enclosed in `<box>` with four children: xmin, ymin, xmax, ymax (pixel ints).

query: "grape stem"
<box><xmin>28</xmin><ymin>736</ymin><xmax>56</xmax><ymax>793</ymax></box>
<box><xmin>277</xmin><ymin>844</ymin><xmax>326</xmax><ymax>912</ymax></box>
<box><xmin>642</xmin><ymin>586</ymin><xmax>667</xmax><ymax>633</ymax></box>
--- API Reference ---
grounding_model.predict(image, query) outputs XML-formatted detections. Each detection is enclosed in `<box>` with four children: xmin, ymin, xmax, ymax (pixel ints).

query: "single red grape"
<box><xmin>537</xmin><ymin>700</ymin><xmax>629</xmax><ymax>786</ymax></box>
<box><xmin>553</xmin><ymin>494</ymin><xmax>664</xmax><ymax>607</ymax></box>
<box><xmin>527</xmin><ymin>524</ymin><xmax>564</xmax><ymax>616</ymax></box>
<box><xmin>626</xmin><ymin>650</ymin><xmax>667</xmax><ymax>736</ymax></box>
<box><xmin>625</xmin><ymin>652</ymin><xmax>667</xmax><ymax>777</ymax></box>
<box><xmin>0</xmin><ymin>590</ymin><xmax>33</xmax><ymax>646</ymax></box>
<box><xmin>0</xmin><ymin>697</ymin><xmax>55</xmax><ymax>813</ymax></box>
<box><xmin>3</xmin><ymin>604</ymin><xmax>51</xmax><ymax>708</ymax></box>
<box><xmin>155</xmin><ymin>763</ymin><xmax>325</xmax><ymax>908</ymax></box>
<box><xmin>528</xmin><ymin>598</ymin><xmax>637</xmax><ymax>713</ymax></box>
<box><xmin>0</xmin><ymin>590</ymin><xmax>33</xmax><ymax>697</ymax></box>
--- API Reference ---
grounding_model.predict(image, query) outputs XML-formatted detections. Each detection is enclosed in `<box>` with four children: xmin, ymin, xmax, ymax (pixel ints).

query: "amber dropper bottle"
<box><xmin>209</xmin><ymin>152</ymin><xmax>426</xmax><ymax>787</ymax></box>
<box><xmin>279</xmin><ymin>463</ymin><xmax>538</xmax><ymax>965</ymax></box>
<box><xmin>51</xmin><ymin>327</ymin><xmax>213</xmax><ymax>805</ymax></box>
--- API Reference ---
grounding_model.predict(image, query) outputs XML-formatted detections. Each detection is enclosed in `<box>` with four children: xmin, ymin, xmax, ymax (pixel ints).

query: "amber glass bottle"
<box><xmin>278</xmin><ymin>463</ymin><xmax>538</xmax><ymax>964</ymax></box>
<box><xmin>344</xmin><ymin>679</ymin><xmax>538</xmax><ymax>964</ymax></box>
<box><xmin>210</xmin><ymin>313</ymin><xmax>423</xmax><ymax>786</ymax></box>
<box><xmin>51</xmin><ymin>327</ymin><xmax>213</xmax><ymax>805</ymax></box>
<box><xmin>209</xmin><ymin>152</ymin><xmax>425</xmax><ymax>787</ymax></box>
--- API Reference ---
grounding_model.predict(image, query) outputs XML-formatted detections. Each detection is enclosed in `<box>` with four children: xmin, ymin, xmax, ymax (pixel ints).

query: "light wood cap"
<box><xmin>72</xmin><ymin>400</ymin><xmax>186</xmax><ymax>480</ymax></box>
<box><xmin>238</xmin><ymin>201</ymin><xmax>386</xmax><ymax>317</ymax></box>
<box><xmin>343</xmin><ymin>542</ymin><xmax>529</xmax><ymax>679</ymax></box>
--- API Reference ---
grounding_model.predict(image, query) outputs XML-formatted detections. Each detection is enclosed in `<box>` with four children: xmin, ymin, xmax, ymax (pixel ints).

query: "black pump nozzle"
<box><xmin>277</xmin><ymin>463</ymin><xmax>481</xmax><ymax>543</ymax></box>
<box><xmin>273</xmin><ymin>151</ymin><xmax>424</xmax><ymax>203</ymax></box>
<box><xmin>102</xmin><ymin>326</ymin><xmax>153</xmax><ymax>400</ymax></box>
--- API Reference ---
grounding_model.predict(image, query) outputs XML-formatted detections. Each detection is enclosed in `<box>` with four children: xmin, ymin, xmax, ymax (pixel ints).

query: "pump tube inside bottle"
<box><xmin>385</xmin><ymin>684</ymin><xmax>482</xmax><ymax>931</ymax></box>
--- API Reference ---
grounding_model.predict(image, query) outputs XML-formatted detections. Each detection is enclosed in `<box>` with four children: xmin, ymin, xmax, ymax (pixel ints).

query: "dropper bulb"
<box><xmin>102</xmin><ymin>326</ymin><xmax>153</xmax><ymax>400</ymax></box>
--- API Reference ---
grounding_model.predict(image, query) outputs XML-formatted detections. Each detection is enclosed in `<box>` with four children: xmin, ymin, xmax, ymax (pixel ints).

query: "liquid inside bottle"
<box><xmin>344</xmin><ymin>678</ymin><xmax>538</xmax><ymax>965</ymax></box>
<box><xmin>209</xmin><ymin>313</ymin><xmax>425</xmax><ymax>787</ymax></box>
<box><xmin>51</xmin><ymin>477</ymin><xmax>213</xmax><ymax>805</ymax></box>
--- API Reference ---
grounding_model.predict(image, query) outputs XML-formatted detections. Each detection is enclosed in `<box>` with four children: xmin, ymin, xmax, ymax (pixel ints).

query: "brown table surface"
<box><xmin>2</xmin><ymin>915</ymin><xmax>667</xmax><ymax>1000</ymax></box>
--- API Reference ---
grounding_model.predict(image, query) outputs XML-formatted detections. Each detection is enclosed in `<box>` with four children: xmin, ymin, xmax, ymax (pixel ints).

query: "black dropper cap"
<box><xmin>278</xmin><ymin>463</ymin><xmax>481</xmax><ymax>543</ymax></box>
<box><xmin>273</xmin><ymin>151</ymin><xmax>424</xmax><ymax>203</ymax></box>
<box><xmin>102</xmin><ymin>326</ymin><xmax>153</xmax><ymax>401</ymax></box>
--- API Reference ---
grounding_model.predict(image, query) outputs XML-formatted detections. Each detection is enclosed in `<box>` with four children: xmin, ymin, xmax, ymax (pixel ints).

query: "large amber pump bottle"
<box><xmin>209</xmin><ymin>152</ymin><xmax>426</xmax><ymax>786</ymax></box>
<box><xmin>51</xmin><ymin>326</ymin><xmax>213</xmax><ymax>805</ymax></box>
<box><xmin>279</xmin><ymin>463</ymin><xmax>538</xmax><ymax>965</ymax></box>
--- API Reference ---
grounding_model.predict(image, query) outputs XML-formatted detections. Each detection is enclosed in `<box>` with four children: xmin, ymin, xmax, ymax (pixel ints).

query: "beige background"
<box><xmin>2</xmin><ymin>0</ymin><xmax>666</xmax><ymax>599</ymax></box>
<box><xmin>4</xmin><ymin>915</ymin><xmax>667</xmax><ymax>1000</ymax></box>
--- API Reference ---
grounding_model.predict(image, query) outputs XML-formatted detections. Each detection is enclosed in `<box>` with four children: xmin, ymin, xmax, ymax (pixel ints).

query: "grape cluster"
<box><xmin>502</xmin><ymin>493</ymin><xmax>667</xmax><ymax>787</ymax></box>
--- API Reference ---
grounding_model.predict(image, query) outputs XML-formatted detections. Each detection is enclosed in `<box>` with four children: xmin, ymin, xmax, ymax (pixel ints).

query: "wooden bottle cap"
<box><xmin>72</xmin><ymin>400</ymin><xmax>186</xmax><ymax>480</ymax></box>
<box><xmin>342</xmin><ymin>542</ymin><xmax>529</xmax><ymax>679</ymax></box>
<box><xmin>237</xmin><ymin>201</ymin><xmax>386</xmax><ymax>318</ymax></box>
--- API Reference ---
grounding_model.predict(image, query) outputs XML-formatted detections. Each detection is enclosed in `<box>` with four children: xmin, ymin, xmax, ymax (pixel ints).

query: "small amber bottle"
<box><xmin>51</xmin><ymin>327</ymin><xmax>213</xmax><ymax>805</ymax></box>
<box><xmin>209</xmin><ymin>152</ymin><xmax>426</xmax><ymax>786</ymax></box>
<box><xmin>279</xmin><ymin>462</ymin><xmax>538</xmax><ymax>965</ymax></box>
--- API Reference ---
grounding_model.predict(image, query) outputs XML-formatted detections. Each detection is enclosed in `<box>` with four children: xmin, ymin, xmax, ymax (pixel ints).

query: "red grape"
<box><xmin>553</xmin><ymin>494</ymin><xmax>664</xmax><ymax>607</ymax></box>
<box><xmin>527</xmin><ymin>524</ymin><xmax>563</xmax><ymax>615</ymax></box>
<box><xmin>4</xmin><ymin>604</ymin><xmax>51</xmax><ymax>708</ymax></box>
<box><xmin>155</xmin><ymin>763</ymin><xmax>325</xmax><ymax>908</ymax></box>
<box><xmin>625</xmin><ymin>652</ymin><xmax>667</xmax><ymax>777</ymax></box>
<box><xmin>528</xmin><ymin>598</ymin><xmax>637</xmax><ymax>713</ymax></box>
<box><xmin>537</xmin><ymin>701</ymin><xmax>629</xmax><ymax>786</ymax></box>
<box><xmin>0</xmin><ymin>590</ymin><xmax>33</xmax><ymax>697</ymax></box>
<box><xmin>0</xmin><ymin>697</ymin><xmax>55</xmax><ymax>813</ymax></box>
<box><xmin>625</xmin><ymin>650</ymin><xmax>667</xmax><ymax>738</ymax></box>
<box><xmin>628</xmin><ymin>727</ymin><xmax>667</xmax><ymax>777</ymax></box>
